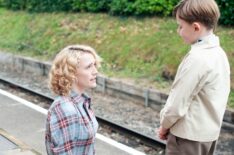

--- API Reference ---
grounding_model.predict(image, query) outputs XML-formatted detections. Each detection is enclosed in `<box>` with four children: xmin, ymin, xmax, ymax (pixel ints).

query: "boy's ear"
<box><xmin>193</xmin><ymin>22</ymin><xmax>201</xmax><ymax>32</ymax></box>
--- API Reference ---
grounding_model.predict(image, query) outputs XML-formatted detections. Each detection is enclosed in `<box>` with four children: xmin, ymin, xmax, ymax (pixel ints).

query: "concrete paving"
<box><xmin>0</xmin><ymin>90</ymin><xmax>145</xmax><ymax>155</ymax></box>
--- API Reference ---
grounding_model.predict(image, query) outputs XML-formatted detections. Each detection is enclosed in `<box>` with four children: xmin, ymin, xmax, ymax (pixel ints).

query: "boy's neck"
<box><xmin>197</xmin><ymin>29</ymin><xmax>213</xmax><ymax>41</ymax></box>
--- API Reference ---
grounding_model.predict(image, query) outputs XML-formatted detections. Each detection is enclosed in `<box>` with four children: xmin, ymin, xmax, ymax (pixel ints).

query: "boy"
<box><xmin>158</xmin><ymin>0</ymin><xmax>230</xmax><ymax>155</ymax></box>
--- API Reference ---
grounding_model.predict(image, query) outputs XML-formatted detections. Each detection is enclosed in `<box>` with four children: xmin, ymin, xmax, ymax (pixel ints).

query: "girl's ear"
<box><xmin>193</xmin><ymin>22</ymin><xmax>201</xmax><ymax>32</ymax></box>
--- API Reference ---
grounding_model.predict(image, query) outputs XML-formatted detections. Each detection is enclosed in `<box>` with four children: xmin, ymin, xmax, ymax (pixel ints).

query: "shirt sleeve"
<box><xmin>46</xmin><ymin>104</ymin><xmax>80</xmax><ymax>155</ymax></box>
<box><xmin>45</xmin><ymin>112</ymin><xmax>54</xmax><ymax>155</ymax></box>
<box><xmin>160</xmin><ymin>54</ymin><xmax>208</xmax><ymax>129</ymax></box>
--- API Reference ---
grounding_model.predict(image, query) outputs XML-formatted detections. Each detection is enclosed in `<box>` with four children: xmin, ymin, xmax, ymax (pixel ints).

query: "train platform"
<box><xmin>0</xmin><ymin>89</ymin><xmax>146</xmax><ymax>155</ymax></box>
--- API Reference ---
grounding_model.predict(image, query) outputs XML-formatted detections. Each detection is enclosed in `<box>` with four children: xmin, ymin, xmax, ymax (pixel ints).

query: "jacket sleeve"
<box><xmin>160</xmin><ymin>55</ymin><xmax>207</xmax><ymax>129</ymax></box>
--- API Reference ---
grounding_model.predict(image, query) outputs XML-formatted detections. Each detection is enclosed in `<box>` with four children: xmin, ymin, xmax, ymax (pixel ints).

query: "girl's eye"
<box><xmin>86</xmin><ymin>64</ymin><xmax>92</xmax><ymax>69</ymax></box>
<box><xmin>86</xmin><ymin>62</ymin><xmax>97</xmax><ymax>69</ymax></box>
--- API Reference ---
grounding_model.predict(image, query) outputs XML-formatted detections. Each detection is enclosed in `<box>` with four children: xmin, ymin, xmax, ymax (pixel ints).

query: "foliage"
<box><xmin>1</xmin><ymin>0</ymin><xmax>234</xmax><ymax>26</ymax></box>
<box><xmin>133</xmin><ymin>0</ymin><xmax>176</xmax><ymax>16</ymax></box>
<box><xmin>3</xmin><ymin>0</ymin><xmax>26</xmax><ymax>10</ymax></box>
<box><xmin>2</xmin><ymin>0</ymin><xmax>74</xmax><ymax>12</ymax></box>
<box><xmin>1</xmin><ymin>0</ymin><xmax>177</xmax><ymax>16</ymax></box>
<box><xmin>85</xmin><ymin>0</ymin><xmax>111</xmax><ymax>12</ymax></box>
<box><xmin>216</xmin><ymin>0</ymin><xmax>234</xmax><ymax>26</ymax></box>
<box><xmin>0</xmin><ymin>8</ymin><xmax>233</xmax><ymax>107</ymax></box>
<box><xmin>109</xmin><ymin>0</ymin><xmax>135</xmax><ymax>15</ymax></box>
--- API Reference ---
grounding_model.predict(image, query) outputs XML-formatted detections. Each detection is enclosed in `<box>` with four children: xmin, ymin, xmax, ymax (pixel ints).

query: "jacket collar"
<box><xmin>191</xmin><ymin>33</ymin><xmax>220</xmax><ymax>50</ymax></box>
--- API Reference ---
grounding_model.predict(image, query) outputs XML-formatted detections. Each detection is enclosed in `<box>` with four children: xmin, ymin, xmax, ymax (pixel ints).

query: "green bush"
<box><xmin>109</xmin><ymin>0</ymin><xmax>135</xmax><ymax>15</ymax></box>
<box><xmin>216</xmin><ymin>0</ymin><xmax>234</xmax><ymax>26</ymax></box>
<box><xmin>85</xmin><ymin>0</ymin><xmax>111</xmax><ymax>12</ymax></box>
<box><xmin>0</xmin><ymin>0</ymin><xmax>4</xmax><ymax>7</ymax></box>
<box><xmin>26</xmin><ymin>0</ymin><xmax>74</xmax><ymax>12</ymax></box>
<box><xmin>1</xmin><ymin>0</ymin><xmax>233</xmax><ymax>26</ymax></box>
<box><xmin>133</xmin><ymin>0</ymin><xmax>176</xmax><ymax>16</ymax></box>
<box><xmin>8</xmin><ymin>0</ymin><xmax>75</xmax><ymax>12</ymax></box>
<box><xmin>71</xmin><ymin>0</ymin><xmax>86</xmax><ymax>12</ymax></box>
<box><xmin>3</xmin><ymin>0</ymin><xmax>27</xmax><ymax>10</ymax></box>
<box><xmin>26</xmin><ymin>0</ymin><xmax>50</xmax><ymax>12</ymax></box>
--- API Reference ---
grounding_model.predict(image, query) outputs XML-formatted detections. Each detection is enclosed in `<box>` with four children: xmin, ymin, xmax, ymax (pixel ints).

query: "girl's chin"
<box><xmin>90</xmin><ymin>83</ymin><xmax>97</xmax><ymax>88</ymax></box>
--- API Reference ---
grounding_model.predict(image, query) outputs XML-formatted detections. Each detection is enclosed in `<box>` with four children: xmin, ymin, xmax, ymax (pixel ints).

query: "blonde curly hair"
<box><xmin>49</xmin><ymin>45</ymin><xmax>101</xmax><ymax>96</ymax></box>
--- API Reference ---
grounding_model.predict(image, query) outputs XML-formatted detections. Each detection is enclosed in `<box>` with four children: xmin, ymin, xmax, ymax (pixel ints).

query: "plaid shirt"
<box><xmin>45</xmin><ymin>91</ymin><xmax>98</xmax><ymax>155</ymax></box>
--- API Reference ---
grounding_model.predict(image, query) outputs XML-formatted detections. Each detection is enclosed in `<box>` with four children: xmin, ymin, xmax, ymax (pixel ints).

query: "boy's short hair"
<box><xmin>173</xmin><ymin>0</ymin><xmax>220</xmax><ymax>30</ymax></box>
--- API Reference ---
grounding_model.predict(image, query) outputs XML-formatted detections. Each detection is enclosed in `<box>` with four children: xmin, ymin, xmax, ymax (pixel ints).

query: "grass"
<box><xmin>0</xmin><ymin>8</ymin><xmax>233</xmax><ymax>108</ymax></box>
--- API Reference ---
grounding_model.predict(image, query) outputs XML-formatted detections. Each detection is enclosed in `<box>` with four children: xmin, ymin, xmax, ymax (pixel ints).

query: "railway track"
<box><xmin>0</xmin><ymin>77</ymin><xmax>166</xmax><ymax>153</ymax></box>
<box><xmin>1</xmin><ymin>71</ymin><xmax>234</xmax><ymax>155</ymax></box>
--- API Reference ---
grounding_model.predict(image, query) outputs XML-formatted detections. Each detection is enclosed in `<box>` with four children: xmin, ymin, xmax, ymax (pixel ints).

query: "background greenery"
<box><xmin>0</xmin><ymin>0</ymin><xmax>233</xmax><ymax>26</ymax></box>
<box><xmin>0</xmin><ymin>1</ymin><xmax>233</xmax><ymax>107</ymax></box>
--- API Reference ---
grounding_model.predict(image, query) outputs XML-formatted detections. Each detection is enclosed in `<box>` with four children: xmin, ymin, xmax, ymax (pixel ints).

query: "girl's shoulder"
<box><xmin>49</xmin><ymin>96</ymin><xmax>77</xmax><ymax>116</ymax></box>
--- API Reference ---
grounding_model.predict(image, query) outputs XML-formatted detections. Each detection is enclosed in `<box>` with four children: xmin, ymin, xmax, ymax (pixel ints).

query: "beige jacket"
<box><xmin>160</xmin><ymin>34</ymin><xmax>230</xmax><ymax>142</ymax></box>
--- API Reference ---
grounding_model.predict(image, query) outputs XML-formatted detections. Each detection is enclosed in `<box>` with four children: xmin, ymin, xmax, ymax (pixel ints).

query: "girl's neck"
<box><xmin>72</xmin><ymin>85</ymin><xmax>84</xmax><ymax>95</ymax></box>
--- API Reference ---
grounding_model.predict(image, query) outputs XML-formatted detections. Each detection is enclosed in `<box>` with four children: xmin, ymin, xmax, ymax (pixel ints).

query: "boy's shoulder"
<box><xmin>187</xmin><ymin>48</ymin><xmax>207</xmax><ymax>63</ymax></box>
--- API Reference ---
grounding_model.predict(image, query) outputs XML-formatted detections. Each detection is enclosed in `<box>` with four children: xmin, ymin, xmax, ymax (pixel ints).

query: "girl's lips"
<box><xmin>90</xmin><ymin>78</ymin><xmax>96</xmax><ymax>81</ymax></box>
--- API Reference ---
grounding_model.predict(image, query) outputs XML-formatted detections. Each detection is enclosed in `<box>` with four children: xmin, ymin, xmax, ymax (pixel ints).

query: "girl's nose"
<box><xmin>92</xmin><ymin>66</ymin><xmax>98</xmax><ymax>75</ymax></box>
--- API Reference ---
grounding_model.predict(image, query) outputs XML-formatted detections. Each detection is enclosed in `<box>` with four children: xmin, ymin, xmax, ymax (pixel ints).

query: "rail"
<box><xmin>0</xmin><ymin>77</ymin><xmax>166</xmax><ymax>150</ymax></box>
